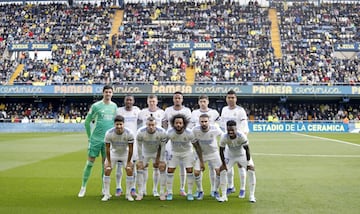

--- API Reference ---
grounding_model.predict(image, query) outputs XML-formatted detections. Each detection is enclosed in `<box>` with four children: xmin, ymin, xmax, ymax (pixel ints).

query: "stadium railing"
<box><xmin>0</xmin><ymin>119</ymin><xmax>358</xmax><ymax>133</ymax></box>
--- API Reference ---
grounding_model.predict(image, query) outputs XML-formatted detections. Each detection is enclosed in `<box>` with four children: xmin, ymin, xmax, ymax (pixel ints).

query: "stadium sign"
<box><xmin>9</xmin><ymin>43</ymin><xmax>52</xmax><ymax>51</ymax></box>
<box><xmin>252</xmin><ymin>85</ymin><xmax>348</xmax><ymax>95</ymax></box>
<box><xmin>250</xmin><ymin>122</ymin><xmax>348</xmax><ymax>132</ymax></box>
<box><xmin>352</xmin><ymin>87</ymin><xmax>360</xmax><ymax>94</ymax></box>
<box><xmin>0</xmin><ymin>85</ymin><xmax>358</xmax><ymax>97</ymax></box>
<box><xmin>334</xmin><ymin>43</ymin><xmax>360</xmax><ymax>52</ymax></box>
<box><xmin>169</xmin><ymin>41</ymin><xmax>214</xmax><ymax>50</ymax></box>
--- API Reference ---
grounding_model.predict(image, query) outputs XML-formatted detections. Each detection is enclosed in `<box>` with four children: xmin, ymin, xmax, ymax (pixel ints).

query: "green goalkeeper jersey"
<box><xmin>85</xmin><ymin>100</ymin><xmax>117</xmax><ymax>145</ymax></box>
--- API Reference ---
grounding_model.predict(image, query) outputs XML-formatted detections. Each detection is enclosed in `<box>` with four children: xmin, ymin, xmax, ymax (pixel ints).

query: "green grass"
<box><xmin>0</xmin><ymin>132</ymin><xmax>359</xmax><ymax>214</ymax></box>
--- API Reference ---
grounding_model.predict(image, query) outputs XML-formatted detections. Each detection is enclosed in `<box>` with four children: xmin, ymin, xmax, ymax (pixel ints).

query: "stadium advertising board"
<box><xmin>169</xmin><ymin>41</ymin><xmax>214</xmax><ymax>50</ymax></box>
<box><xmin>9</xmin><ymin>43</ymin><xmax>52</xmax><ymax>51</ymax></box>
<box><xmin>251</xmin><ymin>85</ymin><xmax>350</xmax><ymax>95</ymax></box>
<box><xmin>334</xmin><ymin>43</ymin><xmax>360</xmax><ymax>52</ymax></box>
<box><xmin>0</xmin><ymin>121</ymin><xmax>353</xmax><ymax>133</ymax></box>
<box><xmin>0</xmin><ymin>85</ymin><xmax>358</xmax><ymax>96</ymax></box>
<box><xmin>249</xmin><ymin>122</ymin><xmax>349</xmax><ymax>132</ymax></box>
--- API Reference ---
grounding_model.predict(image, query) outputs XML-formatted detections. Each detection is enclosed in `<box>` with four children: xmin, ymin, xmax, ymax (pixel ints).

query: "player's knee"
<box><xmin>136</xmin><ymin>162</ymin><xmax>144</xmax><ymax>170</ymax></box>
<box><xmin>167</xmin><ymin>167</ymin><xmax>175</xmax><ymax>173</ymax></box>
<box><xmin>215</xmin><ymin>168</ymin><xmax>221</xmax><ymax>175</ymax></box>
<box><xmin>152</xmin><ymin>162</ymin><xmax>159</xmax><ymax>168</ymax></box>
<box><xmin>247</xmin><ymin>165</ymin><xmax>255</xmax><ymax>171</ymax></box>
<box><xmin>126</xmin><ymin>167</ymin><xmax>133</xmax><ymax>176</ymax></box>
<box><xmin>104</xmin><ymin>167</ymin><xmax>112</xmax><ymax>176</ymax></box>
<box><xmin>86</xmin><ymin>160</ymin><xmax>94</xmax><ymax>167</ymax></box>
<box><xmin>158</xmin><ymin>162</ymin><xmax>166</xmax><ymax>172</ymax></box>
<box><xmin>185</xmin><ymin>167</ymin><xmax>193</xmax><ymax>174</ymax></box>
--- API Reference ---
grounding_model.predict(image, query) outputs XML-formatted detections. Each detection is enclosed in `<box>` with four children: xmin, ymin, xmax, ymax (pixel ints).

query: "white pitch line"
<box><xmin>253</xmin><ymin>153</ymin><xmax>360</xmax><ymax>158</ymax></box>
<box><xmin>292</xmin><ymin>132</ymin><xmax>360</xmax><ymax>147</ymax></box>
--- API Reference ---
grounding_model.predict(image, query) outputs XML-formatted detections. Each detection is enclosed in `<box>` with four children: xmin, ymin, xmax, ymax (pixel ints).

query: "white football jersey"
<box><xmin>136</xmin><ymin>126</ymin><xmax>168</xmax><ymax>158</ymax></box>
<box><xmin>190</xmin><ymin>108</ymin><xmax>220</xmax><ymax>128</ymax></box>
<box><xmin>219</xmin><ymin>131</ymin><xmax>248</xmax><ymax>157</ymax></box>
<box><xmin>138</xmin><ymin>107</ymin><xmax>165</xmax><ymax>127</ymax></box>
<box><xmin>164</xmin><ymin>105</ymin><xmax>192</xmax><ymax>129</ymax></box>
<box><xmin>192</xmin><ymin>125</ymin><xmax>223</xmax><ymax>158</ymax></box>
<box><xmin>105</xmin><ymin>127</ymin><xmax>135</xmax><ymax>157</ymax></box>
<box><xmin>117</xmin><ymin>106</ymin><xmax>141</xmax><ymax>134</ymax></box>
<box><xmin>166</xmin><ymin>128</ymin><xmax>196</xmax><ymax>155</ymax></box>
<box><xmin>220</xmin><ymin>105</ymin><xmax>249</xmax><ymax>133</ymax></box>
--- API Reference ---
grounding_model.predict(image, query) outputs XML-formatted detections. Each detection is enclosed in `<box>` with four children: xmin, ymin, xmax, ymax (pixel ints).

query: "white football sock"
<box><xmin>195</xmin><ymin>173</ymin><xmax>203</xmax><ymax>192</ymax></box>
<box><xmin>116</xmin><ymin>162</ymin><xmax>123</xmax><ymax>189</ymax></box>
<box><xmin>186</xmin><ymin>172</ymin><xmax>194</xmax><ymax>195</ymax></box>
<box><xmin>227</xmin><ymin>167</ymin><xmax>234</xmax><ymax>189</ymax></box>
<box><xmin>220</xmin><ymin>170</ymin><xmax>227</xmax><ymax>197</ymax></box>
<box><xmin>153</xmin><ymin>168</ymin><xmax>160</xmax><ymax>192</ymax></box>
<box><xmin>136</xmin><ymin>170</ymin><xmax>144</xmax><ymax>195</ymax></box>
<box><xmin>248</xmin><ymin>170</ymin><xmax>256</xmax><ymax>198</ymax></box>
<box><xmin>166</xmin><ymin>172</ymin><xmax>174</xmax><ymax>194</ymax></box>
<box><xmin>126</xmin><ymin>176</ymin><xmax>134</xmax><ymax>196</ymax></box>
<box><xmin>103</xmin><ymin>175</ymin><xmax>111</xmax><ymax>196</ymax></box>
<box><xmin>239</xmin><ymin>167</ymin><xmax>247</xmax><ymax>191</ymax></box>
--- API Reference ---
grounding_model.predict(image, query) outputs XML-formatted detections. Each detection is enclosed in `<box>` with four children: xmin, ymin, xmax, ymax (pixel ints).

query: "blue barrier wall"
<box><xmin>249</xmin><ymin>122</ymin><xmax>349</xmax><ymax>132</ymax></box>
<box><xmin>0</xmin><ymin>123</ymin><xmax>85</xmax><ymax>133</ymax></box>
<box><xmin>0</xmin><ymin>122</ymin><xmax>356</xmax><ymax>133</ymax></box>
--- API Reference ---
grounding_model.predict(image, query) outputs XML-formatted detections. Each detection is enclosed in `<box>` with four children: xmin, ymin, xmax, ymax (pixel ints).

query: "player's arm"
<box><xmin>126</xmin><ymin>142</ymin><xmax>133</xmax><ymax>169</ymax></box>
<box><xmin>84</xmin><ymin>105</ymin><xmax>95</xmax><ymax>138</ymax></box>
<box><xmin>137</xmin><ymin>112</ymin><xmax>142</xmax><ymax>128</ymax></box>
<box><xmin>154</xmin><ymin>144</ymin><xmax>161</xmax><ymax>168</ymax></box>
<box><xmin>157</xmin><ymin>135</ymin><xmax>168</xmax><ymax>165</ymax></box>
<box><xmin>219</xmin><ymin>146</ymin><xmax>227</xmax><ymax>171</ymax></box>
<box><xmin>136</xmin><ymin>133</ymin><xmax>145</xmax><ymax>168</ymax></box>
<box><xmin>239</xmin><ymin>108</ymin><xmax>250</xmax><ymax>135</ymax></box>
<box><xmin>243</xmin><ymin>144</ymin><xmax>253</xmax><ymax>170</ymax></box>
<box><xmin>136</xmin><ymin>135</ymin><xmax>143</xmax><ymax>162</ymax></box>
<box><xmin>192</xmin><ymin>140</ymin><xmax>205</xmax><ymax>171</ymax></box>
<box><xmin>162</xmin><ymin>118</ymin><xmax>168</xmax><ymax>129</ymax></box>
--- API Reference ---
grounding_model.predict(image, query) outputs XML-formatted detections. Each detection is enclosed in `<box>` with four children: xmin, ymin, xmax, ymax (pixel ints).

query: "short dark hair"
<box><xmin>174</xmin><ymin>91</ymin><xmax>183</xmax><ymax>96</ymax></box>
<box><xmin>170</xmin><ymin>114</ymin><xmax>189</xmax><ymax>128</ymax></box>
<box><xmin>227</xmin><ymin>90</ymin><xmax>236</xmax><ymax>96</ymax></box>
<box><xmin>147</xmin><ymin>115</ymin><xmax>156</xmax><ymax>123</ymax></box>
<box><xmin>226</xmin><ymin>120</ymin><xmax>237</xmax><ymax>127</ymax></box>
<box><xmin>124</xmin><ymin>94</ymin><xmax>134</xmax><ymax>100</ymax></box>
<box><xmin>198</xmin><ymin>95</ymin><xmax>209</xmax><ymax>100</ymax></box>
<box><xmin>199</xmin><ymin>113</ymin><xmax>209</xmax><ymax>119</ymax></box>
<box><xmin>114</xmin><ymin>115</ymin><xmax>125</xmax><ymax>123</ymax></box>
<box><xmin>103</xmin><ymin>85</ymin><xmax>113</xmax><ymax>92</ymax></box>
<box><xmin>148</xmin><ymin>94</ymin><xmax>157</xmax><ymax>99</ymax></box>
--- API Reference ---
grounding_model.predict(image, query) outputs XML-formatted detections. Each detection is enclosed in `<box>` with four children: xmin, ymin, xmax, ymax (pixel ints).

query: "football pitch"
<box><xmin>0</xmin><ymin>132</ymin><xmax>359</xmax><ymax>214</ymax></box>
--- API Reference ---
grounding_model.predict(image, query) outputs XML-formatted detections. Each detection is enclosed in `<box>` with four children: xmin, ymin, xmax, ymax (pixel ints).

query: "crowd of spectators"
<box><xmin>0</xmin><ymin>2</ymin><xmax>115</xmax><ymax>85</ymax></box>
<box><xmin>0</xmin><ymin>1</ymin><xmax>359</xmax><ymax>85</ymax></box>
<box><xmin>117</xmin><ymin>1</ymin><xmax>274</xmax><ymax>83</ymax></box>
<box><xmin>0</xmin><ymin>1</ymin><xmax>360</xmax><ymax>124</ymax></box>
<box><xmin>276</xmin><ymin>1</ymin><xmax>360</xmax><ymax>85</ymax></box>
<box><xmin>0</xmin><ymin>98</ymin><xmax>359</xmax><ymax>123</ymax></box>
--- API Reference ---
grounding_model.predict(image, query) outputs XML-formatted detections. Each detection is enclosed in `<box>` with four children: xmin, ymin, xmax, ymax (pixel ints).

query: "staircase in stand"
<box><xmin>268</xmin><ymin>8</ymin><xmax>282</xmax><ymax>59</ymax></box>
<box><xmin>185</xmin><ymin>66</ymin><xmax>195</xmax><ymax>85</ymax></box>
<box><xmin>9</xmin><ymin>64</ymin><xmax>24</xmax><ymax>85</ymax></box>
<box><xmin>108</xmin><ymin>9</ymin><xmax>124</xmax><ymax>46</ymax></box>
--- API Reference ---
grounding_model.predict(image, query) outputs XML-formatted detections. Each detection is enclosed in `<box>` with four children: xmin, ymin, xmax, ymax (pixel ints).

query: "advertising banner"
<box><xmin>249</xmin><ymin>122</ymin><xmax>349</xmax><ymax>132</ymax></box>
<box><xmin>1</xmin><ymin>85</ymin><xmax>358</xmax><ymax>97</ymax></box>
<box><xmin>9</xmin><ymin>43</ymin><xmax>52</xmax><ymax>51</ymax></box>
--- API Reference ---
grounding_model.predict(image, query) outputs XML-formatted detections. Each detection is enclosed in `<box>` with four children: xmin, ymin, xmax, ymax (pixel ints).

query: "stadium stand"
<box><xmin>0</xmin><ymin>0</ymin><xmax>359</xmax><ymax>124</ymax></box>
<box><xmin>0</xmin><ymin>0</ymin><xmax>358</xmax><ymax>85</ymax></box>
